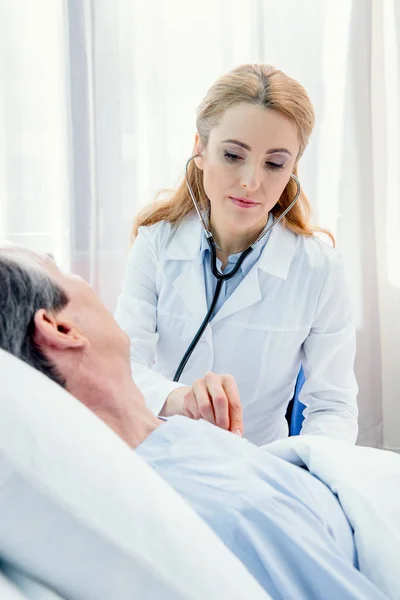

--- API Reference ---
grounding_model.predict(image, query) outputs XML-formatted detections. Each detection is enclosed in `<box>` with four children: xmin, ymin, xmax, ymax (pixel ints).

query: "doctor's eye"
<box><xmin>266</xmin><ymin>161</ymin><xmax>285</xmax><ymax>171</ymax></box>
<box><xmin>224</xmin><ymin>151</ymin><xmax>242</xmax><ymax>163</ymax></box>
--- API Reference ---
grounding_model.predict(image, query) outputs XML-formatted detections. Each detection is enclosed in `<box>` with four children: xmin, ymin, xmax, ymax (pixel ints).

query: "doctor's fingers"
<box><xmin>192</xmin><ymin>378</ymin><xmax>217</xmax><ymax>425</ymax></box>
<box><xmin>203</xmin><ymin>373</ymin><xmax>230</xmax><ymax>430</ymax></box>
<box><xmin>182</xmin><ymin>390</ymin><xmax>202</xmax><ymax>421</ymax></box>
<box><xmin>221</xmin><ymin>375</ymin><xmax>243</xmax><ymax>436</ymax></box>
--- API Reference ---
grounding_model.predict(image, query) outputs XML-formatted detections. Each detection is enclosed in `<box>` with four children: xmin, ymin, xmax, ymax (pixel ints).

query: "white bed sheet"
<box><xmin>265</xmin><ymin>434</ymin><xmax>400</xmax><ymax>599</ymax></box>
<box><xmin>0</xmin><ymin>570</ymin><xmax>30</xmax><ymax>600</ymax></box>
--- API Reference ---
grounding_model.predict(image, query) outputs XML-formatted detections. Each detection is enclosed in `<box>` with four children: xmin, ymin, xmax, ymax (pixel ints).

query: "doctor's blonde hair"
<box><xmin>132</xmin><ymin>64</ymin><xmax>334</xmax><ymax>244</ymax></box>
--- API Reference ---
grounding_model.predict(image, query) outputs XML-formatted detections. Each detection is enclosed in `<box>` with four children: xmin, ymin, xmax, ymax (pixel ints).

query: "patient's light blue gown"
<box><xmin>136</xmin><ymin>416</ymin><xmax>386</xmax><ymax>600</ymax></box>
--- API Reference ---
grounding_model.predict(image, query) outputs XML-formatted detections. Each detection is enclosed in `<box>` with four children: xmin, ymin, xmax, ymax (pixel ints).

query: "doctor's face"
<box><xmin>195</xmin><ymin>103</ymin><xmax>300</xmax><ymax>241</ymax></box>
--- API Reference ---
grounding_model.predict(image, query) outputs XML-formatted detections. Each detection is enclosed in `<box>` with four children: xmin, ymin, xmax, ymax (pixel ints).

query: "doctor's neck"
<box><xmin>210</xmin><ymin>215</ymin><xmax>267</xmax><ymax>264</ymax></box>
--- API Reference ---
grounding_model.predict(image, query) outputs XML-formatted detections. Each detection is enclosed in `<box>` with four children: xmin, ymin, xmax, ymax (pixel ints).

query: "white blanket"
<box><xmin>264</xmin><ymin>435</ymin><xmax>400</xmax><ymax>600</ymax></box>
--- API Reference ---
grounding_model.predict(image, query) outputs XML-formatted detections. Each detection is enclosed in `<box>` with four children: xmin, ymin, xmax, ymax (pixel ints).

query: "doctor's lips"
<box><xmin>229</xmin><ymin>196</ymin><xmax>259</xmax><ymax>209</ymax></box>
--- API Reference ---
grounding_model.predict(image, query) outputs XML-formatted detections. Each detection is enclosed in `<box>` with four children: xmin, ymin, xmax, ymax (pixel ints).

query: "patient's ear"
<box><xmin>193</xmin><ymin>133</ymin><xmax>205</xmax><ymax>170</ymax></box>
<box><xmin>33</xmin><ymin>309</ymin><xmax>87</xmax><ymax>351</ymax></box>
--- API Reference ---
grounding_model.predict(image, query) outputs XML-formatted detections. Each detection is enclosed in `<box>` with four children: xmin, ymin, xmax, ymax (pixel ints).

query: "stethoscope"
<box><xmin>172</xmin><ymin>154</ymin><xmax>301</xmax><ymax>382</ymax></box>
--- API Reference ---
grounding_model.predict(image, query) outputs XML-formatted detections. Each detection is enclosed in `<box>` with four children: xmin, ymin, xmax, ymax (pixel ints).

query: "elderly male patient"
<box><xmin>0</xmin><ymin>247</ymin><xmax>384</xmax><ymax>600</ymax></box>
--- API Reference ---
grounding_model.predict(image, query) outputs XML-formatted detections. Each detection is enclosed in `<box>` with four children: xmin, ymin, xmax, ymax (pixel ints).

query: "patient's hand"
<box><xmin>163</xmin><ymin>372</ymin><xmax>243</xmax><ymax>436</ymax></box>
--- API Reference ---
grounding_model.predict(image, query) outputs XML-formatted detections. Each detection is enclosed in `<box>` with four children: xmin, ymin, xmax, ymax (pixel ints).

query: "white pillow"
<box><xmin>0</xmin><ymin>349</ymin><xmax>269</xmax><ymax>600</ymax></box>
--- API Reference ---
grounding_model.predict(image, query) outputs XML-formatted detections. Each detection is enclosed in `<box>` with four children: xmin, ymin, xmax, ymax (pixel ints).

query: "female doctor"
<box><xmin>115</xmin><ymin>64</ymin><xmax>358</xmax><ymax>446</ymax></box>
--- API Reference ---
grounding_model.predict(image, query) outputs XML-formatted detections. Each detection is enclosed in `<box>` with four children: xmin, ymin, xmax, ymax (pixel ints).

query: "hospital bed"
<box><xmin>1</xmin><ymin>348</ymin><xmax>399</xmax><ymax>599</ymax></box>
<box><xmin>0</xmin><ymin>349</ymin><xmax>270</xmax><ymax>600</ymax></box>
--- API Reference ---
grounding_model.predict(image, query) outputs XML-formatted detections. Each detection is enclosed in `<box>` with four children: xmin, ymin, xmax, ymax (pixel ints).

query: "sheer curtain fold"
<box><xmin>370</xmin><ymin>0</ymin><xmax>400</xmax><ymax>452</ymax></box>
<box><xmin>66</xmin><ymin>0</ymin><xmax>98</xmax><ymax>289</ymax></box>
<box><xmin>0</xmin><ymin>0</ymin><xmax>399</xmax><ymax>449</ymax></box>
<box><xmin>0</xmin><ymin>0</ymin><xmax>70</xmax><ymax>267</ymax></box>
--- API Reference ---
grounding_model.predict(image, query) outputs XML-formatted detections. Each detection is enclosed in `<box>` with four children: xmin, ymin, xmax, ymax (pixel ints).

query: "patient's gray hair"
<box><xmin>0</xmin><ymin>252</ymin><xmax>68</xmax><ymax>386</ymax></box>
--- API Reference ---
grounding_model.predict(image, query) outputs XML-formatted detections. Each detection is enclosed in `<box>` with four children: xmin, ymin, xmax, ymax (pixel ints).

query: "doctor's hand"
<box><xmin>163</xmin><ymin>372</ymin><xmax>244</xmax><ymax>436</ymax></box>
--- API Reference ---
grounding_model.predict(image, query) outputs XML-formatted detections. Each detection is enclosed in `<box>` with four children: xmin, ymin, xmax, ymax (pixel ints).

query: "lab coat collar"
<box><xmin>165</xmin><ymin>212</ymin><xmax>298</xmax><ymax>282</ymax></box>
<box><xmin>257</xmin><ymin>222</ymin><xmax>298</xmax><ymax>280</ymax></box>
<box><xmin>165</xmin><ymin>214</ymin><xmax>208</xmax><ymax>321</ymax></box>
<box><xmin>165</xmin><ymin>213</ymin><xmax>203</xmax><ymax>260</ymax></box>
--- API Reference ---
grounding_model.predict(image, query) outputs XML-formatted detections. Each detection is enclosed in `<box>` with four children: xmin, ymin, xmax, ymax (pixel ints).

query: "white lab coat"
<box><xmin>115</xmin><ymin>213</ymin><xmax>358</xmax><ymax>446</ymax></box>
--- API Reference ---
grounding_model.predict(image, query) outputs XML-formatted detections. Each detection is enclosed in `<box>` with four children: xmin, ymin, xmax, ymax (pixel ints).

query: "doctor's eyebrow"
<box><xmin>221</xmin><ymin>139</ymin><xmax>292</xmax><ymax>156</ymax></box>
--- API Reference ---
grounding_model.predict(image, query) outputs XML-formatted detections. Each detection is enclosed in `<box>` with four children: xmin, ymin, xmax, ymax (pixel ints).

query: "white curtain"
<box><xmin>0</xmin><ymin>0</ymin><xmax>399</xmax><ymax>450</ymax></box>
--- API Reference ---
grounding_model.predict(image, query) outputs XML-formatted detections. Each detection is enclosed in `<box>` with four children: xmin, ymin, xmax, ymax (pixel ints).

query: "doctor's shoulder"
<box><xmin>296</xmin><ymin>231</ymin><xmax>348</xmax><ymax>285</ymax></box>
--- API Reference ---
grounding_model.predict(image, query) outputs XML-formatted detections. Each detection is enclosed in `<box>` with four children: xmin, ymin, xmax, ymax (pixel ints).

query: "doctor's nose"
<box><xmin>240</xmin><ymin>165</ymin><xmax>261</xmax><ymax>192</ymax></box>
